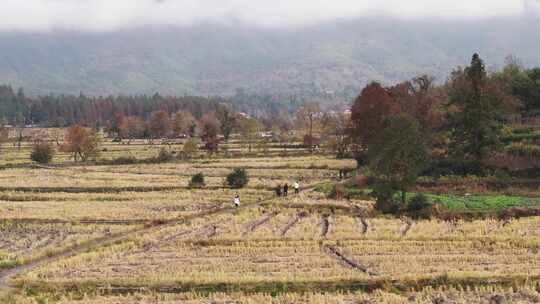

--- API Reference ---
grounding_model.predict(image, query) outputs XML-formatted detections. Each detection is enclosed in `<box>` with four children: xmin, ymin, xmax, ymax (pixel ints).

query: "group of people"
<box><xmin>275</xmin><ymin>181</ymin><xmax>300</xmax><ymax>197</ymax></box>
<box><xmin>232</xmin><ymin>181</ymin><xmax>301</xmax><ymax>208</ymax></box>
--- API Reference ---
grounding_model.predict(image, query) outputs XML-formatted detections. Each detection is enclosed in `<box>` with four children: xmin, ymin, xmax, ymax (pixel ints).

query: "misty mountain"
<box><xmin>1</xmin><ymin>16</ymin><xmax>539</xmax><ymax>98</ymax></box>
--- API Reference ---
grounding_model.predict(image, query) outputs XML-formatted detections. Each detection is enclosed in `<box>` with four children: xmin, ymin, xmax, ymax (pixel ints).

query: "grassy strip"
<box><xmin>314</xmin><ymin>183</ymin><xmax>540</xmax><ymax>221</ymax></box>
<box><xmin>315</xmin><ymin>182</ymin><xmax>540</xmax><ymax>212</ymax></box>
<box><xmin>14</xmin><ymin>274</ymin><xmax>540</xmax><ymax>297</ymax></box>
<box><xmin>426</xmin><ymin>193</ymin><xmax>540</xmax><ymax>211</ymax></box>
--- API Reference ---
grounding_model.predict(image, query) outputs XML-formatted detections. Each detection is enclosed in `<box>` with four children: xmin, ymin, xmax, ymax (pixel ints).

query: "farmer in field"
<box><xmin>294</xmin><ymin>181</ymin><xmax>300</xmax><ymax>194</ymax></box>
<box><xmin>233</xmin><ymin>194</ymin><xmax>240</xmax><ymax>208</ymax></box>
<box><xmin>283</xmin><ymin>183</ymin><xmax>289</xmax><ymax>196</ymax></box>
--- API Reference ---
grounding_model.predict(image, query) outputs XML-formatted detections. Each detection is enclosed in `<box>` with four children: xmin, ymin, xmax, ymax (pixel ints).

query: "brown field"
<box><xmin>1</xmin><ymin>136</ymin><xmax>540</xmax><ymax>304</ymax></box>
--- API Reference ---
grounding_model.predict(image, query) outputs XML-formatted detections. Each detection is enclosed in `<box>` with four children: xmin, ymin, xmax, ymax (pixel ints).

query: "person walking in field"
<box><xmin>283</xmin><ymin>183</ymin><xmax>289</xmax><ymax>197</ymax></box>
<box><xmin>294</xmin><ymin>181</ymin><xmax>300</xmax><ymax>194</ymax></box>
<box><xmin>233</xmin><ymin>194</ymin><xmax>240</xmax><ymax>208</ymax></box>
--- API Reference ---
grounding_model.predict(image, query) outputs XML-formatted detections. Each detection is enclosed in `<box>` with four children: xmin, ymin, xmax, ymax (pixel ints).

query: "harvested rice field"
<box><xmin>1</xmin><ymin>143</ymin><xmax>540</xmax><ymax>304</ymax></box>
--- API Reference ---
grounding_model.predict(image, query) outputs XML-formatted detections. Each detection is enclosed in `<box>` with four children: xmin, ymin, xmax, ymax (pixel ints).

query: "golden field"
<box><xmin>1</xmin><ymin>138</ymin><xmax>539</xmax><ymax>304</ymax></box>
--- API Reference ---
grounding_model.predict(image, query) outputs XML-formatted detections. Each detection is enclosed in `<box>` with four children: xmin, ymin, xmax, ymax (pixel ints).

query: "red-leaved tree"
<box><xmin>350</xmin><ymin>82</ymin><xmax>401</xmax><ymax>165</ymax></box>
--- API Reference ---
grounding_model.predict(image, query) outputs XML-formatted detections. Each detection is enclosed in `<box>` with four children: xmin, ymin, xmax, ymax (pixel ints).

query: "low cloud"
<box><xmin>0</xmin><ymin>0</ymin><xmax>536</xmax><ymax>31</ymax></box>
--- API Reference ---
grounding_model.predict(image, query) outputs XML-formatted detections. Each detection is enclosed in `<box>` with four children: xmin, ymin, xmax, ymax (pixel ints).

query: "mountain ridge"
<box><xmin>1</xmin><ymin>16</ymin><xmax>539</xmax><ymax>97</ymax></box>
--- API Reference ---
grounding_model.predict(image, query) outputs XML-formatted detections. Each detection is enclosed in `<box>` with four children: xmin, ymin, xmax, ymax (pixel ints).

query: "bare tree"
<box><xmin>321</xmin><ymin>111</ymin><xmax>351</xmax><ymax>158</ymax></box>
<box><xmin>296</xmin><ymin>102</ymin><xmax>322</xmax><ymax>153</ymax></box>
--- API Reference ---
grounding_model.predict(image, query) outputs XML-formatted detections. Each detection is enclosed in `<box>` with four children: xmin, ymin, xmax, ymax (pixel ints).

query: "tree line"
<box><xmin>0</xmin><ymin>89</ymin><xmax>227</xmax><ymax>127</ymax></box>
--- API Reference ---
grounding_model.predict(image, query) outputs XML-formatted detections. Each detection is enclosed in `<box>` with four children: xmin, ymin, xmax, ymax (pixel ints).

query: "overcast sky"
<box><xmin>1</xmin><ymin>0</ymin><xmax>538</xmax><ymax>31</ymax></box>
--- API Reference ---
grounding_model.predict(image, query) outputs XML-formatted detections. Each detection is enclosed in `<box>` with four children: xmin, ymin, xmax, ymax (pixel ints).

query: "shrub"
<box><xmin>226</xmin><ymin>168</ymin><xmax>249</xmax><ymax>189</ymax></box>
<box><xmin>189</xmin><ymin>173</ymin><xmax>206</xmax><ymax>188</ymax></box>
<box><xmin>406</xmin><ymin>194</ymin><xmax>435</xmax><ymax>219</ymax></box>
<box><xmin>30</xmin><ymin>141</ymin><xmax>55</xmax><ymax>164</ymax></box>
<box><xmin>155</xmin><ymin>148</ymin><xmax>173</xmax><ymax>162</ymax></box>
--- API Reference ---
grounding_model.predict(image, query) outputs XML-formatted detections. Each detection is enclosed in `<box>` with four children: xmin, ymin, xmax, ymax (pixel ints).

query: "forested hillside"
<box><xmin>1</xmin><ymin>16</ymin><xmax>539</xmax><ymax>98</ymax></box>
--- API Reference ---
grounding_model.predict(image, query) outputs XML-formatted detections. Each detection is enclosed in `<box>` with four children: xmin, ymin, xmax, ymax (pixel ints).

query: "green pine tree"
<box><xmin>447</xmin><ymin>53</ymin><xmax>506</xmax><ymax>163</ymax></box>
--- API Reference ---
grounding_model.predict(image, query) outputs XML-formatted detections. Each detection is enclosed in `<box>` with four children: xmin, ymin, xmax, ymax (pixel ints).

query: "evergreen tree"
<box><xmin>447</xmin><ymin>53</ymin><xmax>507</xmax><ymax>163</ymax></box>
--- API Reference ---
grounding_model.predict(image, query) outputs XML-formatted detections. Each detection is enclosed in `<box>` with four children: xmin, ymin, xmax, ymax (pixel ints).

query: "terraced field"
<box><xmin>1</xmin><ymin>145</ymin><xmax>540</xmax><ymax>304</ymax></box>
<box><xmin>12</xmin><ymin>208</ymin><xmax>540</xmax><ymax>289</ymax></box>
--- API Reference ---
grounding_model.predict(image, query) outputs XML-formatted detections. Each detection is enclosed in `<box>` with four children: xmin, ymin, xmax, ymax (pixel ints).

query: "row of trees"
<box><xmin>106</xmin><ymin>106</ymin><xmax>267</xmax><ymax>152</ymax></box>
<box><xmin>0</xmin><ymin>89</ymin><xmax>226</xmax><ymax>127</ymax></box>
